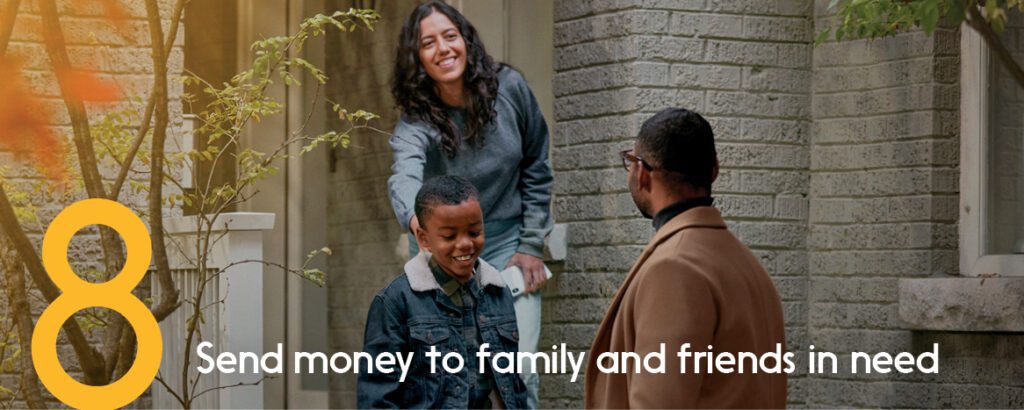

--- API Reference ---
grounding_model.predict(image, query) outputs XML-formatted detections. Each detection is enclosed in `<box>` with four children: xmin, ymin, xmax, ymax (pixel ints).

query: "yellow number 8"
<box><xmin>32</xmin><ymin>199</ymin><xmax>162</xmax><ymax>410</ymax></box>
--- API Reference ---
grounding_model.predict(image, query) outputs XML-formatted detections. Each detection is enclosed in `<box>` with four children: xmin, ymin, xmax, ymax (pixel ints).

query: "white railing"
<box><xmin>152</xmin><ymin>212</ymin><xmax>274</xmax><ymax>409</ymax></box>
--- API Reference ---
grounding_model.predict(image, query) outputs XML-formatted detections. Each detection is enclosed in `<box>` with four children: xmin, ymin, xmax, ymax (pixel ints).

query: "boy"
<box><xmin>358</xmin><ymin>175</ymin><xmax>528</xmax><ymax>409</ymax></box>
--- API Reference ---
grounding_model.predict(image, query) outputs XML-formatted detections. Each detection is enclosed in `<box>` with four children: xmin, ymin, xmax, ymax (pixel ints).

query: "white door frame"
<box><xmin>284</xmin><ymin>0</ymin><xmax>332</xmax><ymax>407</ymax></box>
<box><xmin>237</xmin><ymin>0</ymin><xmax>295</xmax><ymax>407</ymax></box>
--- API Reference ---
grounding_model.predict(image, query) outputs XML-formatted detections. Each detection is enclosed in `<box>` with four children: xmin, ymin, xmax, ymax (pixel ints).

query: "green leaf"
<box><xmin>815</xmin><ymin>28</ymin><xmax>832</xmax><ymax>45</ymax></box>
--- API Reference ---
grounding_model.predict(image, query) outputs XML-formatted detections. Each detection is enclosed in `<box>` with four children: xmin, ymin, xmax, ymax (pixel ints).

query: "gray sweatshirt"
<box><xmin>387</xmin><ymin>67</ymin><xmax>553</xmax><ymax>257</ymax></box>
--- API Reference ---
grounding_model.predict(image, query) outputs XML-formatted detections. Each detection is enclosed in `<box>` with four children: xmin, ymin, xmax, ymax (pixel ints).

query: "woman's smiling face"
<box><xmin>417</xmin><ymin>10</ymin><xmax>467</xmax><ymax>88</ymax></box>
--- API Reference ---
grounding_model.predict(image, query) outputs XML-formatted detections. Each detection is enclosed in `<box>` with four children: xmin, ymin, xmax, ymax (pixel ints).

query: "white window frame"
<box><xmin>960</xmin><ymin>26</ymin><xmax>1024</xmax><ymax>276</ymax></box>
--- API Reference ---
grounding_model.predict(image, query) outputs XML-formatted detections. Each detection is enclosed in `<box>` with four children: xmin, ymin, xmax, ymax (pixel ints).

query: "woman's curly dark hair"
<box><xmin>392</xmin><ymin>1</ymin><xmax>499</xmax><ymax>158</ymax></box>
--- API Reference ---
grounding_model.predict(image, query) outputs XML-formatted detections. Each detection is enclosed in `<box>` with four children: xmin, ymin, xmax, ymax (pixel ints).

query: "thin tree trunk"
<box><xmin>101</xmin><ymin>0</ymin><xmax>187</xmax><ymax>376</ymax></box>
<box><xmin>142</xmin><ymin>0</ymin><xmax>175</xmax><ymax>324</ymax></box>
<box><xmin>37</xmin><ymin>0</ymin><xmax>119</xmax><ymax>385</ymax></box>
<box><xmin>1</xmin><ymin>243</ymin><xmax>47</xmax><ymax>409</ymax></box>
<box><xmin>36</xmin><ymin>0</ymin><xmax>127</xmax><ymax>284</ymax></box>
<box><xmin>0</xmin><ymin>185</ymin><xmax>105</xmax><ymax>385</ymax></box>
<box><xmin>0</xmin><ymin>0</ymin><xmax>21</xmax><ymax>55</ymax></box>
<box><xmin>110</xmin><ymin>0</ymin><xmax>187</xmax><ymax>201</ymax></box>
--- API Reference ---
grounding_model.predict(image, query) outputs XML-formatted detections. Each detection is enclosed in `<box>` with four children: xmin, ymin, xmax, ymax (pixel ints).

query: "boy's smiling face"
<box><xmin>416</xmin><ymin>199</ymin><xmax>485</xmax><ymax>282</ymax></box>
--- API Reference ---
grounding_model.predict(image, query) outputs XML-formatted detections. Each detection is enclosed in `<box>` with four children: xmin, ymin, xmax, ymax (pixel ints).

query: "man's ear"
<box><xmin>638</xmin><ymin>164</ymin><xmax>653</xmax><ymax>192</ymax></box>
<box><xmin>710</xmin><ymin>158</ymin><xmax>720</xmax><ymax>183</ymax></box>
<box><xmin>414</xmin><ymin>224</ymin><xmax>430</xmax><ymax>252</ymax></box>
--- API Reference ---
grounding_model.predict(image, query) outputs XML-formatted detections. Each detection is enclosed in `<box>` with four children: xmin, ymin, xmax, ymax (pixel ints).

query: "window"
<box><xmin>960</xmin><ymin>15</ymin><xmax>1024</xmax><ymax>276</ymax></box>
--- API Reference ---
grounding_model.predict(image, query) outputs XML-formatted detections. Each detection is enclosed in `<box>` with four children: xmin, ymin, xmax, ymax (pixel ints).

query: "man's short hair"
<box><xmin>636</xmin><ymin>107</ymin><xmax>717</xmax><ymax>191</ymax></box>
<box><xmin>414</xmin><ymin>175</ymin><xmax>480</xmax><ymax>224</ymax></box>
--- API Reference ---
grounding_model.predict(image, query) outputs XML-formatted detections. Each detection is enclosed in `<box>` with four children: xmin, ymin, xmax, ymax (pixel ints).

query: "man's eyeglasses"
<box><xmin>619</xmin><ymin>149</ymin><xmax>653</xmax><ymax>171</ymax></box>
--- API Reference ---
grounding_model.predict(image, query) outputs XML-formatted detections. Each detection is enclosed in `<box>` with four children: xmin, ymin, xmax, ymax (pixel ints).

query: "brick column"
<box><xmin>807</xmin><ymin>2</ymin><xmax>961</xmax><ymax>406</ymax></box>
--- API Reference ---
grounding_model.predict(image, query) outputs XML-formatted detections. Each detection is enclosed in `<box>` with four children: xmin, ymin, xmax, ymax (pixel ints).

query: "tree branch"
<box><xmin>153</xmin><ymin>374</ymin><xmax>186</xmax><ymax>408</ymax></box>
<box><xmin>37</xmin><ymin>0</ymin><xmax>127</xmax><ymax>278</ymax></box>
<box><xmin>0</xmin><ymin>184</ymin><xmax>104</xmax><ymax>388</ymax></box>
<box><xmin>143</xmin><ymin>0</ymin><xmax>179</xmax><ymax>325</ymax></box>
<box><xmin>109</xmin><ymin>0</ymin><xmax>187</xmax><ymax>200</ymax></box>
<box><xmin>965</xmin><ymin>3</ymin><xmax>1024</xmax><ymax>90</ymax></box>
<box><xmin>39</xmin><ymin>0</ymin><xmax>148</xmax><ymax>386</ymax></box>
<box><xmin>191</xmin><ymin>377</ymin><xmax>268</xmax><ymax>402</ymax></box>
<box><xmin>37</xmin><ymin>0</ymin><xmax>106</xmax><ymax>200</ymax></box>
<box><xmin>1</xmin><ymin>243</ymin><xmax>47</xmax><ymax>409</ymax></box>
<box><xmin>101</xmin><ymin>0</ymin><xmax>187</xmax><ymax>375</ymax></box>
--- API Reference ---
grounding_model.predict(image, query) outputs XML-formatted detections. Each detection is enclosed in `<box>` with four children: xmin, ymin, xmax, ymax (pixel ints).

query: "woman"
<box><xmin>387</xmin><ymin>1</ymin><xmax>552</xmax><ymax>407</ymax></box>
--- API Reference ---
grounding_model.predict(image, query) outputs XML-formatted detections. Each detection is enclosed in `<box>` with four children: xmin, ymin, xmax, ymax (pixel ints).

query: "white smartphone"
<box><xmin>499</xmin><ymin>265</ymin><xmax>553</xmax><ymax>298</ymax></box>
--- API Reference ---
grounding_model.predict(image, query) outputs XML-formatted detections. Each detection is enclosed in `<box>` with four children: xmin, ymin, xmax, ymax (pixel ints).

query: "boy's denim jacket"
<box><xmin>357</xmin><ymin>252</ymin><xmax>528</xmax><ymax>409</ymax></box>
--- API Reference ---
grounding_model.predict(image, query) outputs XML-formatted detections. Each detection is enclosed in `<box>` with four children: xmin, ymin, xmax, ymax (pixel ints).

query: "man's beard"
<box><xmin>629</xmin><ymin>181</ymin><xmax>652</xmax><ymax>219</ymax></box>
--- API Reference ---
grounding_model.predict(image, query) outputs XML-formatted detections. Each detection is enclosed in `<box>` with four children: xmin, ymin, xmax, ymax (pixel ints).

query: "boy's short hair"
<box><xmin>414</xmin><ymin>175</ymin><xmax>480</xmax><ymax>224</ymax></box>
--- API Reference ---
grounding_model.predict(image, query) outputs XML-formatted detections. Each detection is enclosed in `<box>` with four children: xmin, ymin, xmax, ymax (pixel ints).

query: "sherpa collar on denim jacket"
<box><xmin>403</xmin><ymin>251</ymin><xmax>506</xmax><ymax>292</ymax></box>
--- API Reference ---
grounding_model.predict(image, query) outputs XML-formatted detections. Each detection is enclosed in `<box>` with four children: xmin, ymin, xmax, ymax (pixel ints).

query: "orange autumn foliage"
<box><xmin>0</xmin><ymin>58</ymin><xmax>66</xmax><ymax>181</ymax></box>
<box><xmin>1</xmin><ymin>0</ymin><xmax>131</xmax><ymax>181</ymax></box>
<box><xmin>55</xmin><ymin>68</ymin><xmax>121</xmax><ymax>102</ymax></box>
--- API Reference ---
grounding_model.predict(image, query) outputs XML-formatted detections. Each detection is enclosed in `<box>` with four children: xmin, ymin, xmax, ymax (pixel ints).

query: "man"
<box><xmin>584</xmin><ymin>108</ymin><xmax>787</xmax><ymax>408</ymax></box>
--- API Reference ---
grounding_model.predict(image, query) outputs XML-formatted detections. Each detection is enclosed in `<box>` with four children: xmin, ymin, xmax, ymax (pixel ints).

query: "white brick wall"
<box><xmin>806</xmin><ymin>0</ymin><xmax>974</xmax><ymax>405</ymax></box>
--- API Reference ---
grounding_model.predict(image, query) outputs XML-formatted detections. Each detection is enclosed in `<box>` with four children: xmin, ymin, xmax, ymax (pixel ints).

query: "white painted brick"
<box><xmin>812</xmin><ymin>110</ymin><xmax>957</xmax><ymax>144</ymax></box>
<box><xmin>810</xmin><ymin>223</ymin><xmax>956</xmax><ymax>250</ymax></box>
<box><xmin>671</xmin><ymin>63</ymin><xmax>742</xmax><ymax>89</ymax></box>
<box><xmin>732</xmin><ymin>221</ymin><xmax>807</xmax><ymax>248</ymax></box>
<box><xmin>669</xmin><ymin>13</ymin><xmax>743</xmax><ymax>37</ymax></box>
<box><xmin>810</xmin><ymin>196</ymin><xmax>958</xmax><ymax>224</ymax></box>
<box><xmin>554</xmin><ymin>0</ymin><xmax>642</xmax><ymax>22</ymax></box>
<box><xmin>640</xmin><ymin>0</ymin><xmax>706</xmax><ymax>11</ymax></box>
<box><xmin>554</xmin><ymin>10</ymin><xmax>670</xmax><ymax>46</ymax></box>
<box><xmin>706</xmin><ymin>90</ymin><xmax>809</xmax><ymax>118</ymax></box>
<box><xmin>637</xmin><ymin>35</ymin><xmax>704</xmax><ymax>61</ymax></box>
<box><xmin>743</xmin><ymin>16</ymin><xmax>810</xmax><ymax>42</ymax></box>
<box><xmin>719</xmin><ymin>143</ymin><xmax>809</xmax><ymax>169</ymax></box>
<box><xmin>716</xmin><ymin>194</ymin><xmax>774</xmax><ymax>218</ymax></box>
<box><xmin>704</xmin><ymin>40</ymin><xmax>778</xmax><ymax>65</ymax></box>
<box><xmin>810</xmin><ymin>168</ymin><xmax>958</xmax><ymax>197</ymax></box>
<box><xmin>815</xmin><ymin>84</ymin><xmax>958</xmax><ymax>118</ymax></box>
<box><xmin>777</xmin><ymin>0</ymin><xmax>811</xmax><ymax>16</ymax></box>
<box><xmin>774</xmin><ymin>194</ymin><xmax>809</xmax><ymax>220</ymax></box>
<box><xmin>735</xmin><ymin>118</ymin><xmax>810</xmax><ymax>145</ymax></box>
<box><xmin>566</xmin><ymin>219</ymin><xmax>652</xmax><ymax>245</ymax></box>
<box><xmin>706</xmin><ymin>0</ymin><xmax>776</xmax><ymax>14</ymax></box>
<box><xmin>809</xmin><ymin>277</ymin><xmax>899</xmax><ymax>303</ymax></box>
<box><xmin>744</xmin><ymin>66</ymin><xmax>812</xmax><ymax>93</ymax></box>
<box><xmin>553</xmin><ymin>140</ymin><xmax>632</xmax><ymax>171</ymax></box>
<box><xmin>547</xmin><ymin>271</ymin><xmax>626</xmax><ymax>297</ymax></box>
<box><xmin>777</xmin><ymin>43</ymin><xmax>810</xmax><ymax>68</ymax></box>
<box><xmin>809</xmin><ymin>302</ymin><xmax>901</xmax><ymax>329</ymax></box>
<box><xmin>555</xmin><ymin>88</ymin><xmax>638</xmax><ymax>121</ymax></box>
<box><xmin>554</xmin><ymin>36</ymin><xmax>639</xmax><ymax>70</ymax></box>
<box><xmin>811</xmin><ymin>139</ymin><xmax>958</xmax><ymax>170</ymax></box>
<box><xmin>554</xmin><ymin>114</ymin><xmax>645</xmax><ymax>146</ymax></box>
<box><xmin>555</xmin><ymin>192</ymin><xmax>640</xmax><ymax>220</ymax></box>
<box><xmin>636</xmin><ymin>87</ymin><xmax>705</xmax><ymax>112</ymax></box>
<box><xmin>554</xmin><ymin>168</ymin><xmax>628</xmax><ymax>195</ymax></box>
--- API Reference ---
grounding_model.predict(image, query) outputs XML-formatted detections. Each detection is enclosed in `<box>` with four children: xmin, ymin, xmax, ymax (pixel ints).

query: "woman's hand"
<box><xmin>506</xmin><ymin>252</ymin><xmax>546</xmax><ymax>294</ymax></box>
